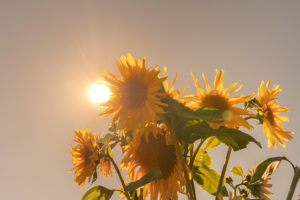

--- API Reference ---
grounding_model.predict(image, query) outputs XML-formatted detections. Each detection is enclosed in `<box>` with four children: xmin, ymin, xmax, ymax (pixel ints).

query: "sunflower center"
<box><xmin>82</xmin><ymin>146</ymin><xmax>92</xmax><ymax>163</ymax></box>
<box><xmin>201</xmin><ymin>94</ymin><xmax>230</xmax><ymax>112</ymax></box>
<box><xmin>135</xmin><ymin>133</ymin><xmax>177</xmax><ymax>179</ymax></box>
<box><xmin>264</xmin><ymin>106</ymin><xmax>275</xmax><ymax>125</ymax></box>
<box><xmin>121</xmin><ymin>78</ymin><xmax>148</xmax><ymax>109</ymax></box>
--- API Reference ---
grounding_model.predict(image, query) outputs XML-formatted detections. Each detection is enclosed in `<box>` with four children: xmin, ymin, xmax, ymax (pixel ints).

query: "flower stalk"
<box><xmin>107</xmin><ymin>155</ymin><xmax>131</xmax><ymax>200</ymax></box>
<box><xmin>216</xmin><ymin>147</ymin><xmax>232</xmax><ymax>200</ymax></box>
<box><xmin>286</xmin><ymin>165</ymin><xmax>300</xmax><ymax>200</ymax></box>
<box><xmin>169</xmin><ymin>119</ymin><xmax>195</xmax><ymax>200</ymax></box>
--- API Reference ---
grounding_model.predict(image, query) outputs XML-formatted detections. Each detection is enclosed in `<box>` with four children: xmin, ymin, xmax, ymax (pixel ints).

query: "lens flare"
<box><xmin>89</xmin><ymin>83</ymin><xmax>111</xmax><ymax>103</ymax></box>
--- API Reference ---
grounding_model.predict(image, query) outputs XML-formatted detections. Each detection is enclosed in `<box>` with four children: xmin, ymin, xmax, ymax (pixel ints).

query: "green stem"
<box><xmin>169</xmin><ymin>120</ymin><xmax>195</xmax><ymax>200</ymax></box>
<box><xmin>189</xmin><ymin>145</ymin><xmax>196</xmax><ymax>199</ymax></box>
<box><xmin>189</xmin><ymin>139</ymin><xmax>205</xmax><ymax>170</ymax></box>
<box><xmin>215</xmin><ymin>147</ymin><xmax>232</xmax><ymax>200</ymax></box>
<box><xmin>189</xmin><ymin>145</ymin><xmax>197</xmax><ymax>200</ymax></box>
<box><xmin>286</xmin><ymin>166</ymin><xmax>300</xmax><ymax>200</ymax></box>
<box><xmin>108</xmin><ymin>156</ymin><xmax>131</xmax><ymax>200</ymax></box>
<box><xmin>233</xmin><ymin>183</ymin><xmax>243</xmax><ymax>197</ymax></box>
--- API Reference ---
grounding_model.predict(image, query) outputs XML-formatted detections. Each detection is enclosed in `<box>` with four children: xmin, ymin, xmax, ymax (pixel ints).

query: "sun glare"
<box><xmin>89</xmin><ymin>83</ymin><xmax>111</xmax><ymax>104</ymax></box>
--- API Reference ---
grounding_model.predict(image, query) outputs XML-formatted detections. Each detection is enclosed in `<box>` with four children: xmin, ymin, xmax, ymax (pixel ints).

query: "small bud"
<box><xmin>225</xmin><ymin>176</ymin><xmax>233</xmax><ymax>184</ymax></box>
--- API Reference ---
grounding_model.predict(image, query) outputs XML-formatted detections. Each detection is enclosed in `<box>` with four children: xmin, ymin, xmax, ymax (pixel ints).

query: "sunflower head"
<box><xmin>257</xmin><ymin>80</ymin><xmax>294</xmax><ymax>148</ymax></box>
<box><xmin>190</xmin><ymin>70</ymin><xmax>253</xmax><ymax>129</ymax></box>
<box><xmin>99</xmin><ymin>53</ymin><xmax>167</xmax><ymax>132</ymax></box>
<box><xmin>121</xmin><ymin>124</ymin><xmax>185</xmax><ymax>200</ymax></box>
<box><xmin>69</xmin><ymin>128</ymin><xmax>99</xmax><ymax>188</ymax></box>
<box><xmin>247</xmin><ymin>178</ymin><xmax>273</xmax><ymax>200</ymax></box>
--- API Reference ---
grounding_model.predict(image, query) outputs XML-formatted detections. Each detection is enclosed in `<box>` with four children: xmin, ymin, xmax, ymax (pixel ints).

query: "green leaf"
<box><xmin>178</xmin><ymin>106</ymin><xmax>223</xmax><ymax>123</ymax></box>
<box><xmin>99</xmin><ymin>134</ymin><xmax>117</xmax><ymax>157</ymax></box>
<box><xmin>162</xmin><ymin>96</ymin><xmax>223</xmax><ymax>123</ymax></box>
<box><xmin>193</xmin><ymin>167</ymin><xmax>228</xmax><ymax>196</ymax></box>
<box><xmin>250</xmin><ymin>156</ymin><xmax>285</xmax><ymax>183</ymax></box>
<box><xmin>194</xmin><ymin>148</ymin><xmax>211</xmax><ymax>168</ymax></box>
<box><xmin>99</xmin><ymin>134</ymin><xmax>117</xmax><ymax>145</ymax></box>
<box><xmin>231</xmin><ymin>166</ymin><xmax>244</xmax><ymax>177</ymax></box>
<box><xmin>125</xmin><ymin>168</ymin><xmax>162</xmax><ymax>192</ymax></box>
<box><xmin>215</xmin><ymin>126</ymin><xmax>261</xmax><ymax>151</ymax></box>
<box><xmin>204</xmin><ymin>136</ymin><xmax>220</xmax><ymax>150</ymax></box>
<box><xmin>82</xmin><ymin>185</ymin><xmax>114</xmax><ymax>200</ymax></box>
<box><xmin>176</xmin><ymin>122</ymin><xmax>261</xmax><ymax>151</ymax></box>
<box><xmin>193</xmin><ymin>149</ymin><xmax>228</xmax><ymax>196</ymax></box>
<box><xmin>176</xmin><ymin>120</ymin><xmax>216</xmax><ymax>143</ymax></box>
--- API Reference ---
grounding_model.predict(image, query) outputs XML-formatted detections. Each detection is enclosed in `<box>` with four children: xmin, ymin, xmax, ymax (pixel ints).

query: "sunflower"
<box><xmin>162</xmin><ymin>67</ymin><xmax>189</xmax><ymax>103</ymax></box>
<box><xmin>99</xmin><ymin>53</ymin><xmax>167</xmax><ymax>131</ymax></box>
<box><xmin>69</xmin><ymin>128</ymin><xmax>100</xmax><ymax>188</ymax></box>
<box><xmin>190</xmin><ymin>70</ymin><xmax>253</xmax><ymax>129</ymax></box>
<box><xmin>257</xmin><ymin>80</ymin><xmax>293</xmax><ymax>148</ymax></box>
<box><xmin>247</xmin><ymin>178</ymin><xmax>273</xmax><ymax>200</ymax></box>
<box><xmin>121</xmin><ymin>124</ymin><xmax>185</xmax><ymax>200</ymax></box>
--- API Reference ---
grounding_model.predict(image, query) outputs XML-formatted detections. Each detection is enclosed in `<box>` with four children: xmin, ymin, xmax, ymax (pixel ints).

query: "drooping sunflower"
<box><xmin>99</xmin><ymin>53</ymin><xmax>167</xmax><ymax>131</ymax></box>
<box><xmin>69</xmin><ymin>128</ymin><xmax>100</xmax><ymax>188</ymax></box>
<box><xmin>247</xmin><ymin>177</ymin><xmax>273</xmax><ymax>200</ymax></box>
<box><xmin>190</xmin><ymin>69</ymin><xmax>253</xmax><ymax>129</ymax></box>
<box><xmin>162</xmin><ymin>67</ymin><xmax>189</xmax><ymax>103</ymax></box>
<box><xmin>121</xmin><ymin>124</ymin><xmax>185</xmax><ymax>200</ymax></box>
<box><xmin>257</xmin><ymin>80</ymin><xmax>293</xmax><ymax>148</ymax></box>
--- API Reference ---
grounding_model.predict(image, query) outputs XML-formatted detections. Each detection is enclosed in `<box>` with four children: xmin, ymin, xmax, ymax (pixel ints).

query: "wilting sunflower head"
<box><xmin>161</xmin><ymin>66</ymin><xmax>189</xmax><ymax>103</ymax></box>
<box><xmin>257</xmin><ymin>80</ymin><xmax>294</xmax><ymax>148</ymax></box>
<box><xmin>121</xmin><ymin>124</ymin><xmax>185</xmax><ymax>200</ymax></box>
<box><xmin>190</xmin><ymin>69</ymin><xmax>253</xmax><ymax>129</ymax></box>
<box><xmin>69</xmin><ymin>128</ymin><xmax>99</xmax><ymax>188</ymax></box>
<box><xmin>247</xmin><ymin>178</ymin><xmax>273</xmax><ymax>200</ymax></box>
<box><xmin>99</xmin><ymin>53</ymin><xmax>167</xmax><ymax>132</ymax></box>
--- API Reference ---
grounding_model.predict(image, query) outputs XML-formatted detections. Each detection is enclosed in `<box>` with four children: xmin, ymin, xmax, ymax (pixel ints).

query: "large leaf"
<box><xmin>176</xmin><ymin>120</ymin><xmax>216</xmax><ymax>143</ymax></box>
<box><xmin>163</xmin><ymin>96</ymin><xmax>223</xmax><ymax>123</ymax></box>
<box><xmin>82</xmin><ymin>185</ymin><xmax>114</xmax><ymax>200</ymax></box>
<box><xmin>250</xmin><ymin>156</ymin><xmax>285</xmax><ymax>183</ymax></box>
<box><xmin>194</xmin><ymin>148</ymin><xmax>212</xmax><ymax>168</ymax></box>
<box><xmin>125</xmin><ymin>168</ymin><xmax>162</xmax><ymax>192</ymax></box>
<box><xmin>161</xmin><ymin>96</ymin><xmax>223</xmax><ymax>144</ymax></box>
<box><xmin>178</xmin><ymin>106</ymin><xmax>223</xmax><ymax>123</ymax></box>
<box><xmin>176</xmin><ymin>122</ymin><xmax>261</xmax><ymax>151</ymax></box>
<box><xmin>231</xmin><ymin>166</ymin><xmax>244</xmax><ymax>177</ymax></box>
<box><xmin>194</xmin><ymin>167</ymin><xmax>228</xmax><ymax>196</ymax></box>
<box><xmin>193</xmin><ymin>148</ymin><xmax>228</xmax><ymax>196</ymax></box>
<box><xmin>215</xmin><ymin>126</ymin><xmax>261</xmax><ymax>151</ymax></box>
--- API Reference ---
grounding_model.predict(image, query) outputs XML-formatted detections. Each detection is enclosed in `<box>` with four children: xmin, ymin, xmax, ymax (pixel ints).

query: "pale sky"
<box><xmin>0</xmin><ymin>1</ymin><xmax>299</xmax><ymax>199</ymax></box>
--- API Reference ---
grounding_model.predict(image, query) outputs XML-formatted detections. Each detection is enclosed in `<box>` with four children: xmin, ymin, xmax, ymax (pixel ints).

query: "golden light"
<box><xmin>89</xmin><ymin>83</ymin><xmax>111</xmax><ymax>103</ymax></box>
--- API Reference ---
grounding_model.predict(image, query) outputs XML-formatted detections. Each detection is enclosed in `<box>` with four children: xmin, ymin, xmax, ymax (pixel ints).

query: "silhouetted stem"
<box><xmin>216</xmin><ymin>147</ymin><xmax>232</xmax><ymax>200</ymax></box>
<box><xmin>286</xmin><ymin>166</ymin><xmax>300</xmax><ymax>200</ymax></box>
<box><xmin>170</xmin><ymin>120</ymin><xmax>195</xmax><ymax>200</ymax></box>
<box><xmin>108</xmin><ymin>155</ymin><xmax>131</xmax><ymax>200</ymax></box>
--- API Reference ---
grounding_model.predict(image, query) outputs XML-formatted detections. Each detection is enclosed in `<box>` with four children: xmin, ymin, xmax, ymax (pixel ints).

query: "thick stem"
<box><xmin>108</xmin><ymin>156</ymin><xmax>131</xmax><ymax>200</ymax></box>
<box><xmin>286</xmin><ymin>167</ymin><xmax>300</xmax><ymax>200</ymax></box>
<box><xmin>189</xmin><ymin>145</ymin><xmax>197</xmax><ymax>200</ymax></box>
<box><xmin>169</xmin><ymin>122</ymin><xmax>195</xmax><ymax>200</ymax></box>
<box><xmin>215</xmin><ymin>147</ymin><xmax>232</xmax><ymax>200</ymax></box>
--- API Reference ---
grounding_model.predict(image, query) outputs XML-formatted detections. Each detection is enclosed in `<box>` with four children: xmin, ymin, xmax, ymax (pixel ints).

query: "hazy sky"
<box><xmin>1</xmin><ymin>1</ymin><xmax>299</xmax><ymax>199</ymax></box>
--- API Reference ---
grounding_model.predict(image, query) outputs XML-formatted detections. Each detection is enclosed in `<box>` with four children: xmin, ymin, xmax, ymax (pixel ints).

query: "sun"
<box><xmin>89</xmin><ymin>83</ymin><xmax>111</xmax><ymax>103</ymax></box>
